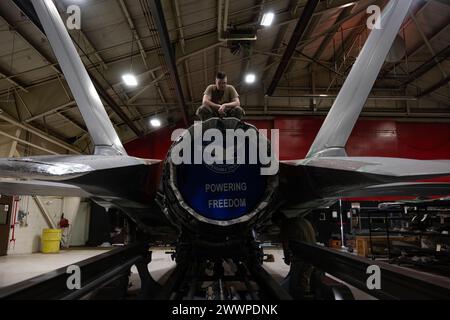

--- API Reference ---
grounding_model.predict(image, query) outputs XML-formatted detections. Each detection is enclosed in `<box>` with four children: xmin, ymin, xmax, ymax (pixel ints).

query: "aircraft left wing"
<box><xmin>0</xmin><ymin>1</ymin><xmax>173</xmax><ymax>236</ymax></box>
<box><xmin>0</xmin><ymin>180</ymin><xmax>91</xmax><ymax>197</ymax></box>
<box><xmin>0</xmin><ymin>155</ymin><xmax>163</xmax><ymax>205</ymax></box>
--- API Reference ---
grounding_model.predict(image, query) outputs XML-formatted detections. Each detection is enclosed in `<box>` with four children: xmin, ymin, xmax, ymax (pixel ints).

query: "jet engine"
<box><xmin>160</xmin><ymin>118</ymin><xmax>279</xmax><ymax>242</ymax></box>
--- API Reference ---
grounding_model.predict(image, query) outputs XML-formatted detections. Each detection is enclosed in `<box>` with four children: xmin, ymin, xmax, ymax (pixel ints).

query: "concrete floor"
<box><xmin>0</xmin><ymin>248</ymin><xmax>110</xmax><ymax>288</ymax></box>
<box><xmin>0</xmin><ymin>247</ymin><xmax>375</xmax><ymax>299</ymax></box>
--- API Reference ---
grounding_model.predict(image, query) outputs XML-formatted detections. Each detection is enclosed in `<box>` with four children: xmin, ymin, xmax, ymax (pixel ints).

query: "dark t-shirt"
<box><xmin>204</xmin><ymin>85</ymin><xmax>239</xmax><ymax>104</ymax></box>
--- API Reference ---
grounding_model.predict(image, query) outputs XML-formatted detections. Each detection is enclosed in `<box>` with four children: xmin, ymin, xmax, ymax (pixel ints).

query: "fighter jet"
<box><xmin>0</xmin><ymin>0</ymin><xmax>449</xmax><ymax>252</ymax></box>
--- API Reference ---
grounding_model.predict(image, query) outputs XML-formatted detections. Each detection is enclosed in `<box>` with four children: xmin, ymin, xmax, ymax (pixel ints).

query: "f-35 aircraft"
<box><xmin>0</xmin><ymin>0</ymin><xmax>449</xmax><ymax>299</ymax></box>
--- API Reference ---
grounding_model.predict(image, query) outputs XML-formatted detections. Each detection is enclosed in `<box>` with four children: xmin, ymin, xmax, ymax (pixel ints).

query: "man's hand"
<box><xmin>218</xmin><ymin>105</ymin><xmax>227</xmax><ymax>116</ymax></box>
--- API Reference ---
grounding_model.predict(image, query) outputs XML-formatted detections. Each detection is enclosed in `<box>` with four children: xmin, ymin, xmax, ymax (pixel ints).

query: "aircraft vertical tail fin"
<box><xmin>306</xmin><ymin>0</ymin><xmax>413</xmax><ymax>158</ymax></box>
<box><xmin>31</xmin><ymin>0</ymin><xmax>127</xmax><ymax>156</ymax></box>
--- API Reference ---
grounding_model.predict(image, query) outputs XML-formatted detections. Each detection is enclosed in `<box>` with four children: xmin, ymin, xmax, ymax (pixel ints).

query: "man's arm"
<box><xmin>202</xmin><ymin>94</ymin><xmax>221</xmax><ymax>111</ymax></box>
<box><xmin>222</xmin><ymin>97</ymin><xmax>241</xmax><ymax>110</ymax></box>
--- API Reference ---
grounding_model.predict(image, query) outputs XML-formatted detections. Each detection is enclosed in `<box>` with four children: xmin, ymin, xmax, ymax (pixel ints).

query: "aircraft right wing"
<box><xmin>338</xmin><ymin>182</ymin><xmax>450</xmax><ymax>199</ymax></box>
<box><xmin>279</xmin><ymin>157</ymin><xmax>450</xmax><ymax>209</ymax></box>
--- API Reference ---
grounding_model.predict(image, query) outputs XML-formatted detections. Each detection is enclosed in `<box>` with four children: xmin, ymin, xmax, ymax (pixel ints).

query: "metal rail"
<box><xmin>290</xmin><ymin>241</ymin><xmax>450</xmax><ymax>300</ymax></box>
<box><xmin>0</xmin><ymin>243</ymin><xmax>149</xmax><ymax>300</ymax></box>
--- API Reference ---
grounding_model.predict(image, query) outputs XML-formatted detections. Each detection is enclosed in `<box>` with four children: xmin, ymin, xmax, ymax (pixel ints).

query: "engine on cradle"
<box><xmin>158</xmin><ymin>118</ymin><xmax>279</xmax><ymax>249</ymax></box>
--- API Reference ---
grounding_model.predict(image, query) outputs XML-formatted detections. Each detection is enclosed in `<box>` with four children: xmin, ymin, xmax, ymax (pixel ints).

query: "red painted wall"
<box><xmin>125</xmin><ymin>117</ymin><xmax>450</xmax><ymax>161</ymax></box>
<box><xmin>125</xmin><ymin>125</ymin><xmax>180</xmax><ymax>160</ymax></box>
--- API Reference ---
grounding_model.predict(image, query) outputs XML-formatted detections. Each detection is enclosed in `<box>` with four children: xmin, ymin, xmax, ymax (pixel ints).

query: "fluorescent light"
<box><xmin>245</xmin><ymin>73</ymin><xmax>256</xmax><ymax>84</ymax></box>
<box><xmin>261</xmin><ymin>12</ymin><xmax>275</xmax><ymax>27</ymax></box>
<box><xmin>122</xmin><ymin>73</ymin><xmax>138</xmax><ymax>86</ymax></box>
<box><xmin>150</xmin><ymin>118</ymin><xmax>161</xmax><ymax>127</ymax></box>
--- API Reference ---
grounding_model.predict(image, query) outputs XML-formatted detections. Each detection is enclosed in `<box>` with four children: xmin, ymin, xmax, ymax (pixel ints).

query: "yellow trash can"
<box><xmin>41</xmin><ymin>229</ymin><xmax>62</xmax><ymax>253</ymax></box>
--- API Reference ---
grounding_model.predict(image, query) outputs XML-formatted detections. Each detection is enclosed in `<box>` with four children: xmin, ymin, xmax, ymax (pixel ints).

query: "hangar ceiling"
<box><xmin>0</xmin><ymin>0</ymin><xmax>448</xmax><ymax>155</ymax></box>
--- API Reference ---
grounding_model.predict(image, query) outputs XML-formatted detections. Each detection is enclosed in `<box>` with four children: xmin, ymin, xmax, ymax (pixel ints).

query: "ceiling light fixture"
<box><xmin>150</xmin><ymin>118</ymin><xmax>161</xmax><ymax>127</ymax></box>
<box><xmin>245</xmin><ymin>73</ymin><xmax>256</xmax><ymax>84</ymax></box>
<box><xmin>122</xmin><ymin>74</ymin><xmax>138</xmax><ymax>86</ymax></box>
<box><xmin>261</xmin><ymin>12</ymin><xmax>275</xmax><ymax>27</ymax></box>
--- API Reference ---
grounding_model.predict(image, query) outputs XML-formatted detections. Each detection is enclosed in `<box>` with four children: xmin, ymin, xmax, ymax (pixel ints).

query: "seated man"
<box><xmin>196</xmin><ymin>72</ymin><xmax>245</xmax><ymax>121</ymax></box>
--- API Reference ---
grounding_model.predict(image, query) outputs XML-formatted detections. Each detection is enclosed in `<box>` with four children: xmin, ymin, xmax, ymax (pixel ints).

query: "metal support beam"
<box><xmin>0</xmin><ymin>68</ymin><xmax>28</xmax><ymax>93</ymax></box>
<box><xmin>402</xmin><ymin>44</ymin><xmax>450</xmax><ymax>86</ymax></box>
<box><xmin>283</xmin><ymin>1</ymin><xmax>323</xmax><ymax>77</ymax></box>
<box><xmin>8</xmin><ymin>128</ymin><xmax>21</xmax><ymax>158</ymax></box>
<box><xmin>171</xmin><ymin>0</ymin><xmax>193</xmax><ymax>102</ymax></box>
<box><xmin>0</xmin><ymin>110</ymin><xmax>81</xmax><ymax>154</ymax></box>
<box><xmin>261</xmin><ymin>0</ymin><xmax>298</xmax><ymax>82</ymax></box>
<box><xmin>408</xmin><ymin>10</ymin><xmax>450</xmax><ymax>93</ymax></box>
<box><xmin>266</xmin><ymin>0</ymin><xmax>320</xmax><ymax>96</ymax></box>
<box><xmin>248</xmin><ymin>264</ymin><xmax>292</xmax><ymax>300</ymax></box>
<box><xmin>306</xmin><ymin>6</ymin><xmax>353</xmax><ymax>70</ymax></box>
<box><xmin>118</xmin><ymin>0</ymin><xmax>148</xmax><ymax>69</ymax></box>
<box><xmin>0</xmin><ymin>8</ymin><xmax>60</xmax><ymax>76</ymax></box>
<box><xmin>74</xmin><ymin>30</ymin><xmax>108</xmax><ymax>71</ymax></box>
<box><xmin>0</xmin><ymin>243</ymin><xmax>148</xmax><ymax>300</ymax></box>
<box><xmin>32</xmin><ymin>196</ymin><xmax>57</xmax><ymax>229</ymax></box>
<box><xmin>380</xmin><ymin>1</ymin><xmax>445</xmax><ymax>78</ymax></box>
<box><xmin>272</xmin><ymin>93</ymin><xmax>417</xmax><ymax>101</ymax></box>
<box><xmin>24</xmin><ymin>101</ymin><xmax>77</xmax><ymax>123</ymax></box>
<box><xmin>0</xmin><ymin>129</ymin><xmax>58</xmax><ymax>155</ymax></box>
<box><xmin>147</xmin><ymin>0</ymin><xmax>189</xmax><ymax>127</ymax></box>
<box><xmin>417</xmin><ymin>75</ymin><xmax>450</xmax><ymax>98</ymax></box>
<box><xmin>253</xmin><ymin>50</ymin><xmax>312</xmax><ymax>62</ymax></box>
<box><xmin>290</xmin><ymin>241</ymin><xmax>450</xmax><ymax>300</ymax></box>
